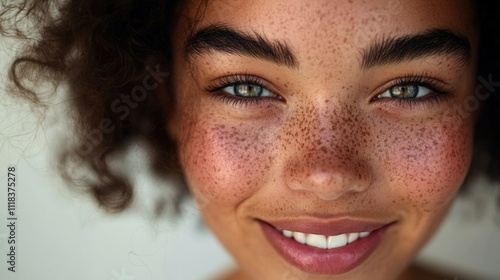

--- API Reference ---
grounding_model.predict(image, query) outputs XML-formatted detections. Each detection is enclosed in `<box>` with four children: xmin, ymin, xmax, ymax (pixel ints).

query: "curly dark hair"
<box><xmin>1</xmin><ymin>0</ymin><xmax>499</xmax><ymax>213</ymax></box>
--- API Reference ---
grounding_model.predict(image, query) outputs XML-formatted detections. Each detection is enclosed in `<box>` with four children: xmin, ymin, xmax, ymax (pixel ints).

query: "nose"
<box><xmin>282</xmin><ymin>103</ymin><xmax>372</xmax><ymax>201</ymax></box>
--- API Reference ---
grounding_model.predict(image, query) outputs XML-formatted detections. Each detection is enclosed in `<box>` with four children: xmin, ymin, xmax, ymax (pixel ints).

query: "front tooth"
<box><xmin>293</xmin><ymin>232</ymin><xmax>306</xmax><ymax>244</ymax></box>
<box><xmin>348</xmin><ymin>232</ymin><xmax>360</xmax><ymax>243</ymax></box>
<box><xmin>359</xmin><ymin>231</ymin><xmax>371</xmax><ymax>238</ymax></box>
<box><xmin>306</xmin><ymin>234</ymin><xmax>327</xmax><ymax>249</ymax></box>
<box><xmin>327</xmin><ymin>234</ymin><xmax>348</xmax><ymax>249</ymax></box>
<box><xmin>283</xmin><ymin>230</ymin><xmax>293</xmax><ymax>238</ymax></box>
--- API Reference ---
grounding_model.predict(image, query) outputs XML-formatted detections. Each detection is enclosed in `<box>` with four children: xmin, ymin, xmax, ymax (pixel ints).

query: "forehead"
<box><xmin>178</xmin><ymin>0</ymin><xmax>477</xmax><ymax>45</ymax></box>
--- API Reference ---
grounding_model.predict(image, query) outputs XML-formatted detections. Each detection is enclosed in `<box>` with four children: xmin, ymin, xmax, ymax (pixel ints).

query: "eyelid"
<box><xmin>207</xmin><ymin>74</ymin><xmax>273</xmax><ymax>92</ymax></box>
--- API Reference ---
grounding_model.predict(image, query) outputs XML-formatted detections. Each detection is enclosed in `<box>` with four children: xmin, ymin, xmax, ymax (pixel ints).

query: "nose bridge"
<box><xmin>283</xmin><ymin>100</ymin><xmax>370</xmax><ymax>200</ymax></box>
<box><xmin>291</xmin><ymin>100</ymin><xmax>359</xmax><ymax>165</ymax></box>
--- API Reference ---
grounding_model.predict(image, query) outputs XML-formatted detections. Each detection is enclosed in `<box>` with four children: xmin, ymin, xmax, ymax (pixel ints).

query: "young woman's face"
<box><xmin>169</xmin><ymin>0</ymin><xmax>478</xmax><ymax>279</ymax></box>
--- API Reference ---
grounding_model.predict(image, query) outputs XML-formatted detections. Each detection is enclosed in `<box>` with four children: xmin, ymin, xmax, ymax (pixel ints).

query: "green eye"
<box><xmin>234</xmin><ymin>84</ymin><xmax>264</xmax><ymax>97</ymax></box>
<box><xmin>379</xmin><ymin>84</ymin><xmax>432</xmax><ymax>99</ymax></box>
<box><xmin>223</xmin><ymin>83</ymin><xmax>276</xmax><ymax>98</ymax></box>
<box><xmin>390</xmin><ymin>84</ymin><xmax>419</xmax><ymax>98</ymax></box>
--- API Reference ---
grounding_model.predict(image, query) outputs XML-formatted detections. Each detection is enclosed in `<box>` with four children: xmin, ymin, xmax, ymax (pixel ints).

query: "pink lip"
<box><xmin>258</xmin><ymin>219</ymin><xmax>394</xmax><ymax>275</ymax></box>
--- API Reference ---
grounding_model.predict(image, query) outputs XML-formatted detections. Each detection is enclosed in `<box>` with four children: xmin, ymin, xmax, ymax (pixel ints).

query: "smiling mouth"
<box><xmin>258</xmin><ymin>219</ymin><xmax>394</xmax><ymax>274</ymax></box>
<box><xmin>278</xmin><ymin>228</ymin><xmax>372</xmax><ymax>250</ymax></box>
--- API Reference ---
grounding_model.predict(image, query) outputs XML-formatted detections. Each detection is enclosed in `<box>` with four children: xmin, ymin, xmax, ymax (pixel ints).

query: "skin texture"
<box><xmin>168</xmin><ymin>0</ymin><xmax>478</xmax><ymax>279</ymax></box>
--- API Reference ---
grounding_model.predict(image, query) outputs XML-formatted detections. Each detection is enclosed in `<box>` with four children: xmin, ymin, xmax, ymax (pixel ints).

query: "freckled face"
<box><xmin>169</xmin><ymin>0</ymin><xmax>478</xmax><ymax>279</ymax></box>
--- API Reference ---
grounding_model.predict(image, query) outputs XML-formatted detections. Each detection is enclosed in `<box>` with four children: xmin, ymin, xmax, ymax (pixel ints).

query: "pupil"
<box><xmin>235</xmin><ymin>84</ymin><xmax>263</xmax><ymax>97</ymax></box>
<box><xmin>390</xmin><ymin>84</ymin><xmax>418</xmax><ymax>98</ymax></box>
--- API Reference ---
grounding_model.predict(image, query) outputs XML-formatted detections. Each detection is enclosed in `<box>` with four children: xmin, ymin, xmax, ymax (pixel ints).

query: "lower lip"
<box><xmin>259</xmin><ymin>220</ymin><xmax>390</xmax><ymax>275</ymax></box>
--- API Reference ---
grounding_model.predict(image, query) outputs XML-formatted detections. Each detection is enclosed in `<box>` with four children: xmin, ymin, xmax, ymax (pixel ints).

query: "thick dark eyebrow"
<box><xmin>184</xmin><ymin>24</ymin><xmax>299</xmax><ymax>69</ymax></box>
<box><xmin>361</xmin><ymin>29</ymin><xmax>472</xmax><ymax>69</ymax></box>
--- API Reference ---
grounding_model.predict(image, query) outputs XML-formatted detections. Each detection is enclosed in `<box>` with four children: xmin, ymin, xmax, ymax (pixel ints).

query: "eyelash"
<box><xmin>205</xmin><ymin>74</ymin><xmax>450</xmax><ymax>108</ymax></box>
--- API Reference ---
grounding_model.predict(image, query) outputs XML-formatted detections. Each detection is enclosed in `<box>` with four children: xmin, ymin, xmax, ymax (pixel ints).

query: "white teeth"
<box><xmin>281</xmin><ymin>229</ymin><xmax>372</xmax><ymax>249</ymax></box>
<box><xmin>359</xmin><ymin>231</ymin><xmax>371</xmax><ymax>238</ymax></box>
<box><xmin>327</xmin><ymin>234</ymin><xmax>348</xmax><ymax>249</ymax></box>
<box><xmin>306</xmin><ymin>234</ymin><xmax>327</xmax><ymax>249</ymax></box>
<box><xmin>348</xmin><ymin>232</ymin><xmax>360</xmax><ymax>243</ymax></box>
<box><xmin>293</xmin><ymin>232</ymin><xmax>306</xmax><ymax>244</ymax></box>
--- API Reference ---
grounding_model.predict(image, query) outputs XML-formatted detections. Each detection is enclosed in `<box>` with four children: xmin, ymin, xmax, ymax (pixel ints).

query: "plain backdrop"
<box><xmin>1</xmin><ymin>33</ymin><xmax>500</xmax><ymax>280</ymax></box>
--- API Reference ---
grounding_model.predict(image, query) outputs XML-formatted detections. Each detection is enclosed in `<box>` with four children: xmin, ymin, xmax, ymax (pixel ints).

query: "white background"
<box><xmin>1</xmin><ymin>35</ymin><xmax>500</xmax><ymax>280</ymax></box>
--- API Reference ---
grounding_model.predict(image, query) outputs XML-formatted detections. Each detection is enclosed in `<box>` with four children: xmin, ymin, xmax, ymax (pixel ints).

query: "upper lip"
<box><xmin>258</xmin><ymin>218</ymin><xmax>395</xmax><ymax>236</ymax></box>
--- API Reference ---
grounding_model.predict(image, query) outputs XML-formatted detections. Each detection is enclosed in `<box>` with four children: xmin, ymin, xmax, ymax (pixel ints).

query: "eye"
<box><xmin>372</xmin><ymin>76</ymin><xmax>451</xmax><ymax>109</ymax></box>
<box><xmin>206</xmin><ymin>75</ymin><xmax>284</xmax><ymax>107</ymax></box>
<box><xmin>223</xmin><ymin>83</ymin><xmax>277</xmax><ymax>98</ymax></box>
<box><xmin>378</xmin><ymin>83</ymin><xmax>433</xmax><ymax>99</ymax></box>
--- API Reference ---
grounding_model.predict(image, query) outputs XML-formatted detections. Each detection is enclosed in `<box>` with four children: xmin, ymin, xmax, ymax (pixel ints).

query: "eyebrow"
<box><xmin>361</xmin><ymin>29</ymin><xmax>472</xmax><ymax>69</ymax></box>
<box><xmin>184</xmin><ymin>24</ymin><xmax>299</xmax><ymax>68</ymax></box>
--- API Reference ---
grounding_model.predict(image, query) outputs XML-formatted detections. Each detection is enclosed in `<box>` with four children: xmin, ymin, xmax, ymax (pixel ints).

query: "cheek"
<box><xmin>179</xmin><ymin>116</ymin><xmax>277</xmax><ymax>205</ymax></box>
<box><xmin>374</xmin><ymin>117</ymin><xmax>474</xmax><ymax>212</ymax></box>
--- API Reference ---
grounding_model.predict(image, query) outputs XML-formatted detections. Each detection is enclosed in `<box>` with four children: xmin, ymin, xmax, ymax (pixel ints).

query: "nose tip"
<box><xmin>287</xmin><ymin>167</ymin><xmax>370</xmax><ymax>201</ymax></box>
